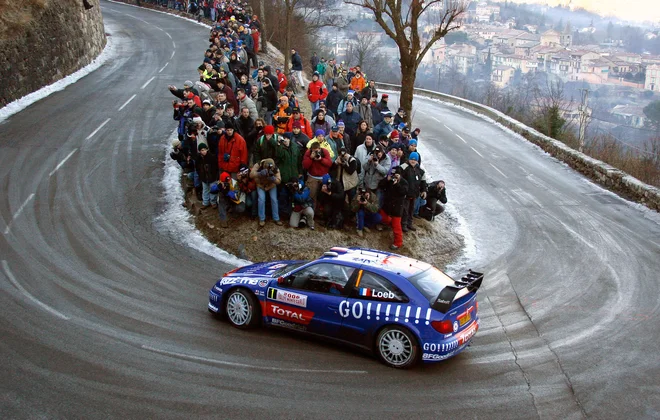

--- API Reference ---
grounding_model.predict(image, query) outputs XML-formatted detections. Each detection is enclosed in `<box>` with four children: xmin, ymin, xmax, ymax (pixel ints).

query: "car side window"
<box><xmin>288</xmin><ymin>263</ymin><xmax>355</xmax><ymax>296</ymax></box>
<box><xmin>352</xmin><ymin>270</ymin><xmax>409</xmax><ymax>302</ymax></box>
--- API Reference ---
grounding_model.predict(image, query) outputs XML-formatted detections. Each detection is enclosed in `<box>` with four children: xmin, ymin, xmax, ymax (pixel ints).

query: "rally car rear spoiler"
<box><xmin>431</xmin><ymin>270</ymin><xmax>484</xmax><ymax>314</ymax></box>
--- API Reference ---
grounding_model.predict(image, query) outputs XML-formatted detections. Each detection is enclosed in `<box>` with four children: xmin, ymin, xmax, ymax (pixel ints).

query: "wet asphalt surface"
<box><xmin>0</xmin><ymin>2</ymin><xmax>659</xmax><ymax>418</ymax></box>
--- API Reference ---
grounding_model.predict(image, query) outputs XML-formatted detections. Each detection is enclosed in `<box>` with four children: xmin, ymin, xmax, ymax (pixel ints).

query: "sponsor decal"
<box><xmin>271</xmin><ymin>317</ymin><xmax>307</xmax><ymax>331</ymax></box>
<box><xmin>270</xmin><ymin>263</ymin><xmax>287</xmax><ymax>270</ymax></box>
<box><xmin>339</xmin><ymin>301</ymin><xmax>432</xmax><ymax>325</ymax></box>
<box><xmin>422</xmin><ymin>351</ymin><xmax>457</xmax><ymax>361</ymax></box>
<box><xmin>267</xmin><ymin>288</ymin><xmax>308</xmax><ymax>308</ymax></box>
<box><xmin>266</xmin><ymin>302</ymin><xmax>314</xmax><ymax>325</ymax></box>
<box><xmin>359</xmin><ymin>288</ymin><xmax>399</xmax><ymax>300</ymax></box>
<box><xmin>258</xmin><ymin>279</ymin><xmax>269</xmax><ymax>288</ymax></box>
<box><xmin>423</xmin><ymin>341</ymin><xmax>459</xmax><ymax>353</ymax></box>
<box><xmin>220</xmin><ymin>277</ymin><xmax>261</xmax><ymax>286</ymax></box>
<box><xmin>358</xmin><ymin>288</ymin><xmax>372</xmax><ymax>297</ymax></box>
<box><xmin>208</xmin><ymin>302</ymin><xmax>219</xmax><ymax>312</ymax></box>
<box><xmin>453</xmin><ymin>321</ymin><xmax>459</xmax><ymax>332</ymax></box>
<box><xmin>456</xmin><ymin>321</ymin><xmax>478</xmax><ymax>345</ymax></box>
<box><xmin>213</xmin><ymin>285</ymin><xmax>223</xmax><ymax>293</ymax></box>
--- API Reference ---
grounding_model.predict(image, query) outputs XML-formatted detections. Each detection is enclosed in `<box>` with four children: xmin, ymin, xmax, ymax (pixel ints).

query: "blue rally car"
<box><xmin>208</xmin><ymin>247</ymin><xmax>483</xmax><ymax>368</ymax></box>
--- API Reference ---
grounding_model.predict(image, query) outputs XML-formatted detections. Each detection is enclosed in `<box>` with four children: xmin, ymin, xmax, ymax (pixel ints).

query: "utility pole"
<box><xmin>578</xmin><ymin>88</ymin><xmax>591</xmax><ymax>153</ymax></box>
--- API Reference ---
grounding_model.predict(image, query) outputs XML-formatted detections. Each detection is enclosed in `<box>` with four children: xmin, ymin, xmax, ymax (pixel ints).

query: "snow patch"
<box><xmin>0</xmin><ymin>25</ymin><xmax>118</xmax><ymax>123</ymax></box>
<box><xmin>156</xmin><ymin>131</ymin><xmax>251</xmax><ymax>267</ymax></box>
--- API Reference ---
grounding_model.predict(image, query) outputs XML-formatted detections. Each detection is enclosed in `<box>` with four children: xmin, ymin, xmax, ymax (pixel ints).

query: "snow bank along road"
<box><xmin>1</xmin><ymin>2</ymin><xmax>659</xmax><ymax>418</ymax></box>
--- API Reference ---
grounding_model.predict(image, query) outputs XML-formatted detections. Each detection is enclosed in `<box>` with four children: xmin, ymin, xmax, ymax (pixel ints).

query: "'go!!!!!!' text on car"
<box><xmin>208</xmin><ymin>247</ymin><xmax>484</xmax><ymax>368</ymax></box>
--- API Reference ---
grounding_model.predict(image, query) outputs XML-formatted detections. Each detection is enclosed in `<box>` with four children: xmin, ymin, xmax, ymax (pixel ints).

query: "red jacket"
<box><xmin>307</xmin><ymin>80</ymin><xmax>328</xmax><ymax>103</ymax></box>
<box><xmin>277</xmin><ymin>71</ymin><xmax>288</xmax><ymax>94</ymax></box>
<box><xmin>302</xmin><ymin>148</ymin><xmax>332</xmax><ymax>177</ymax></box>
<box><xmin>285</xmin><ymin>115</ymin><xmax>313</xmax><ymax>138</ymax></box>
<box><xmin>217</xmin><ymin>133</ymin><xmax>248</xmax><ymax>174</ymax></box>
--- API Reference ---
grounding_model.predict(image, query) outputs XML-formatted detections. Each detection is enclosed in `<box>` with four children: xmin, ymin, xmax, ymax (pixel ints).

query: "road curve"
<box><xmin>0</xmin><ymin>2</ymin><xmax>658</xmax><ymax>418</ymax></box>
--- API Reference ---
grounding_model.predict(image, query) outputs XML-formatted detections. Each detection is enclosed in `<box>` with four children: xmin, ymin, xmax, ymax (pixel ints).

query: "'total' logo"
<box><xmin>266</xmin><ymin>302</ymin><xmax>315</xmax><ymax>325</ymax></box>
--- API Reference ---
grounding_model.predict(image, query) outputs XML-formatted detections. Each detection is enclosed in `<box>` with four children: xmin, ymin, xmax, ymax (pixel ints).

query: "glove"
<box><xmin>210</xmin><ymin>183</ymin><xmax>219</xmax><ymax>194</ymax></box>
<box><xmin>258</xmin><ymin>169</ymin><xmax>269</xmax><ymax>177</ymax></box>
<box><xmin>227</xmin><ymin>191</ymin><xmax>238</xmax><ymax>201</ymax></box>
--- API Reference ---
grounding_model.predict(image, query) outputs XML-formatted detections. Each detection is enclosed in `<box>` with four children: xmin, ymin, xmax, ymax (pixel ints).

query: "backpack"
<box><xmin>316</xmin><ymin>62</ymin><xmax>327</xmax><ymax>76</ymax></box>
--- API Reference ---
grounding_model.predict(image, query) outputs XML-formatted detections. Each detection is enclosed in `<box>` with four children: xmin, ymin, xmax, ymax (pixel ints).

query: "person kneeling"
<box><xmin>420</xmin><ymin>180</ymin><xmax>447</xmax><ymax>221</ymax></box>
<box><xmin>288</xmin><ymin>177</ymin><xmax>315</xmax><ymax>230</ymax></box>
<box><xmin>214</xmin><ymin>172</ymin><xmax>246</xmax><ymax>228</ymax></box>
<box><xmin>350</xmin><ymin>187</ymin><xmax>381</xmax><ymax>237</ymax></box>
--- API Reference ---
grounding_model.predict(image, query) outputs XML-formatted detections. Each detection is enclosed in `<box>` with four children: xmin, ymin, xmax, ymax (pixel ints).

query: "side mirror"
<box><xmin>277</xmin><ymin>276</ymin><xmax>286</xmax><ymax>285</ymax></box>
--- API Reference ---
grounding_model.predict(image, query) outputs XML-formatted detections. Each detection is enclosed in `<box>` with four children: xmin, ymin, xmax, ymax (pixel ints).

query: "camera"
<box><xmin>312</xmin><ymin>150</ymin><xmax>322</xmax><ymax>159</ymax></box>
<box><xmin>223</xmin><ymin>153</ymin><xmax>231</xmax><ymax>162</ymax></box>
<box><xmin>287</xmin><ymin>181</ymin><xmax>300</xmax><ymax>192</ymax></box>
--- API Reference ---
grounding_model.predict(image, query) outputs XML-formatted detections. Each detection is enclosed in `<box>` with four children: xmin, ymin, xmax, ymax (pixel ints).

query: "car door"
<box><xmin>266</xmin><ymin>262</ymin><xmax>357</xmax><ymax>337</ymax></box>
<box><xmin>338</xmin><ymin>269</ymin><xmax>410</xmax><ymax>347</ymax></box>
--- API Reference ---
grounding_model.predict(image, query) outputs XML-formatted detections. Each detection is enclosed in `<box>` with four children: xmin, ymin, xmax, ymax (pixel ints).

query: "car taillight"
<box><xmin>223</xmin><ymin>267</ymin><xmax>239</xmax><ymax>277</ymax></box>
<box><xmin>431</xmin><ymin>320</ymin><xmax>453</xmax><ymax>334</ymax></box>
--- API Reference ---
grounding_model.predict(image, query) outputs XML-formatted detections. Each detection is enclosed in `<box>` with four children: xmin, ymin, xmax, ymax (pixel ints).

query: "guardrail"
<box><xmin>378</xmin><ymin>82</ymin><xmax>660</xmax><ymax>211</ymax></box>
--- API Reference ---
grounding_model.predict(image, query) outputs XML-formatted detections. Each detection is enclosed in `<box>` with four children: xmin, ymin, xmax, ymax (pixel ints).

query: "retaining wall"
<box><xmin>0</xmin><ymin>0</ymin><xmax>106</xmax><ymax>107</ymax></box>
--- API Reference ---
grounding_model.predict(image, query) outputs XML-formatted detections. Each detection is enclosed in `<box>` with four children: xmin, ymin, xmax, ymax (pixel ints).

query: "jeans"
<box><xmin>210</xmin><ymin>7</ymin><xmax>216</xmax><ymax>21</ymax></box>
<box><xmin>311</xmin><ymin>101</ymin><xmax>320</xmax><ymax>112</ymax></box>
<box><xmin>413</xmin><ymin>197</ymin><xmax>426</xmax><ymax>216</ymax></box>
<box><xmin>218</xmin><ymin>194</ymin><xmax>246</xmax><ymax>221</ymax></box>
<box><xmin>357</xmin><ymin>209</ymin><xmax>382</xmax><ymax>230</ymax></box>
<box><xmin>201</xmin><ymin>182</ymin><xmax>217</xmax><ymax>206</ymax></box>
<box><xmin>258</xmin><ymin>187</ymin><xmax>279</xmax><ymax>221</ymax></box>
<box><xmin>187</xmin><ymin>171</ymin><xmax>200</xmax><ymax>188</ymax></box>
<box><xmin>293</xmin><ymin>70</ymin><xmax>304</xmax><ymax>87</ymax></box>
<box><xmin>264</xmin><ymin>111</ymin><xmax>273</xmax><ymax>126</ymax></box>
<box><xmin>402</xmin><ymin>198</ymin><xmax>415</xmax><ymax>228</ymax></box>
<box><xmin>246</xmin><ymin>190</ymin><xmax>258</xmax><ymax>217</ymax></box>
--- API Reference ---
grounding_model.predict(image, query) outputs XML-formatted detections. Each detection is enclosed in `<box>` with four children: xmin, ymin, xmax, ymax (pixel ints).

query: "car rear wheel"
<box><xmin>225</xmin><ymin>289</ymin><xmax>260</xmax><ymax>329</ymax></box>
<box><xmin>376</xmin><ymin>326</ymin><xmax>419</xmax><ymax>369</ymax></box>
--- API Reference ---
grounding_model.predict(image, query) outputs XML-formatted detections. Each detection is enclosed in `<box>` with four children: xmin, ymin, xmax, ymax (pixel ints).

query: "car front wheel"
<box><xmin>225</xmin><ymin>289</ymin><xmax>260</xmax><ymax>329</ymax></box>
<box><xmin>376</xmin><ymin>326</ymin><xmax>419</xmax><ymax>369</ymax></box>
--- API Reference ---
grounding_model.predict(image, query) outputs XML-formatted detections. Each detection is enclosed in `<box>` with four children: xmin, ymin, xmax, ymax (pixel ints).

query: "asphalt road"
<box><xmin>1</xmin><ymin>2</ymin><xmax>659</xmax><ymax>418</ymax></box>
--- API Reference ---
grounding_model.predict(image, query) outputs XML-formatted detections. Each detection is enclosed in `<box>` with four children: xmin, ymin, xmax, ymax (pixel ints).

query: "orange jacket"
<box><xmin>349</xmin><ymin>74</ymin><xmax>366</xmax><ymax>93</ymax></box>
<box><xmin>273</xmin><ymin>104</ymin><xmax>292</xmax><ymax>134</ymax></box>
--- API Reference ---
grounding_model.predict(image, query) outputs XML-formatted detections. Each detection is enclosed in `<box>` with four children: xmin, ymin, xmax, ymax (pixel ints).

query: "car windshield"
<box><xmin>271</xmin><ymin>261</ymin><xmax>307</xmax><ymax>277</ymax></box>
<box><xmin>408</xmin><ymin>267</ymin><xmax>456</xmax><ymax>303</ymax></box>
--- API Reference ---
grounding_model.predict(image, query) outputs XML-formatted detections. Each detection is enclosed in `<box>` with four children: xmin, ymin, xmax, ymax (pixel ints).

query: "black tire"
<box><xmin>375</xmin><ymin>326</ymin><xmax>420</xmax><ymax>369</ymax></box>
<box><xmin>224</xmin><ymin>289</ymin><xmax>261</xmax><ymax>329</ymax></box>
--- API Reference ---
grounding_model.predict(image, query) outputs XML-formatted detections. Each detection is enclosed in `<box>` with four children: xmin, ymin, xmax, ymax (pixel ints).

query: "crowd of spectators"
<box><xmin>167</xmin><ymin>0</ymin><xmax>447</xmax><ymax>250</ymax></box>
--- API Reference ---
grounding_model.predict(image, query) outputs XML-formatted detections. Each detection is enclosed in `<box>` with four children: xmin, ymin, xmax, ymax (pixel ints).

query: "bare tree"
<box><xmin>344</xmin><ymin>32</ymin><xmax>388</xmax><ymax>80</ymax></box>
<box><xmin>532</xmin><ymin>78</ymin><xmax>571</xmax><ymax>139</ymax></box>
<box><xmin>345</xmin><ymin>0</ymin><xmax>468</xmax><ymax>123</ymax></box>
<box><xmin>259</xmin><ymin>0</ymin><xmax>268</xmax><ymax>53</ymax></box>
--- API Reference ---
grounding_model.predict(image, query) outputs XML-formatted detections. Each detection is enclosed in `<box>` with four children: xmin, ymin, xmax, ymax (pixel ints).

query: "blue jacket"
<box><xmin>291</xmin><ymin>53</ymin><xmax>303</xmax><ymax>71</ymax></box>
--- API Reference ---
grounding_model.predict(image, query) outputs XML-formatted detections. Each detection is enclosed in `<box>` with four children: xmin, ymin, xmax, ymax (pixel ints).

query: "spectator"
<box><xmin>215</xmin><ymin>171</ymin><xmax>247</xmax><ymax>228</ymax></box>
<box><xmin>235</xmin><ymin>74</ymin><xmax>251</xmax><ymax>95</ymax></box>
<box><xmin>275</xmin><ymin>134</ymin><xmax>303</xmax><ymax>221</ymax></box>
<box><xmin>394</xmin><ymin>107</ymin><xmax>407</xmax><ymax>126</ymax></box>
<box><xmin>285</xmin><ymin>107</ymin><xmax>313</xmax><ymax>138</ymax></box>
<box><xmin>311</xmin><ymin>109</ymin><xmax>333</xmax><ymax>135</ymax></box>
<box><xmin>237</xmin><ymin>164</ymin><xmax>258</xmax><ymax>218</ymax></box>
<box><xmin>349</xmin><ymin>70</ymin><xmax>366</xmax><ymax>95</ymax></box>
<box><xmin>235</xmin><ymin>106</ymin><xmax>255</xmax><ymax>140</ymax></box>
<box><xmin>217</xmin><ymin>120</ymin><xmax>249</xmax><ymax>177</ymax></box>
<box><xmin>352</xmin><ymin>120</ymin><xmax>370</xmax><ymax>154</ymax></box>
<box><xmin>360</xmin><ymin>80</ymin><xmax>378</xmax><ymax>102</ymax></box>
<box><xmin>399</xmin><ymin>152</ymin><xmax>427</xmax><ymax>232</ymax></box>
<box><xmin>336</xmin><ymin>68</ymin><xmax>350</xmax><ymax>97</ymax></box>
<box><xmin>307</xmin><ymin>72</ymin><xmax>328</xmax><ymax>113</ymax></box>
<box><xmin>290</xmin><ymin>120</ymin><xmax>310</xmax><ymax>151</ymax></box>
<box><xmin>326</xmin><ymin>84</ymin><xmax>343</xmax><ymax>117</ymax></box>
<box><xmin>236</xmin><ymin>88</ymin><xmax>258</xmax><ymax>121</ymax></box>
<box><xmin>350</xmin><ymin>187</ymin><xmax>381</xmax><ymax>237</ymax></box>
<box><xmin>313</xmin><ymin>100</ymin><xmax>335</xmax><ymax>122</ymax></box>
<box><xmin>273</xmin><ymin>95</ymin><xmax>292</xmax><ymax>134</ymax></box>
<box><xmin>378</xmin><ymin>167</ymin><xmax>408</xmax><ymax>250</ymax></box>
<box><xmin>288</xmin><ymin>177</ymin><xmax>315</xmax><ymax>230</ymax></box>
<box><xmin>362</xmin><ymin>145</ymin><xmax>391</xmax><ymax>204</ymax></box>
<box><xmin>318</xmin><ymin>173</ymin><xmax>345</xmax><ymax>229</ymax></box>
<box><xmin>310</xmin><ymin>52</ymin><xmax>320</xmax><ymax>73</ymax></box>
<box><xmin>276</xmin><ymin>68</ymin><xmax>288</xmax><ymax>94</ymax></box>
<box><xmin>337</xmin><ymin>90</ymin><xmax>358</xmax><ymax>115</ymax></box>
<box><xmin>357</xmin><ymin>96</ymin><xmax>373</xmax><ymax>130</ymax></box>
<box><xmin>387</xmin><ymin>144</ymin><xmax>402</xmax><ymax>176</ymax></box>
<box><xmin>260</xmin><ymin>78</ymin><xmax>278</xmax><ymax>125</ymax></box>
<box><xmin>373</xmin><ymin>112</ymin><xmax>394</xmax><ymax>141</ymax></box>
<box><xmin>290</xmin><ymin>48</ymin><xmax>304</xmax><ymax>88</ymax></box>
<box><xmin>250</xmin><ymin>158</ymin><xmax>282</xmax><ymax>227</ymax></box>
<box><xmin>336</xmin><ymin>121</ymin><xmax>351</xmax><ymax>152</ymax></box>
<box><xmin>377</xmin><ymin>93</ymin><xmax>391</xmax><ymax>113</ymax></box>
<box><xmin>403</xmin><ymin>139</ymin><xmax>420</xmax><ymax>164</ymax></box>
<box><xmin>253</xmin><ymin>124</ymin><xmax>278</xmax><ymax>162</ymax></box>
<box><xmin>333</xmin><ymin>146</ymin><xmax>359</xmax><ymax>204</ymax></box>
<box><xmin>338</xmin><ymin>102</ymin><xmax>361</xmax><ymax>138</ymax></box>
<box><xmin>302</xmin><ymin>141</ymin><xmax>332</xmax><ymax>208</ymax></box>
<box><xmin>420</xmin><ymin>180</ymin><xmax>447</xmax><ymax>221</ymax></box>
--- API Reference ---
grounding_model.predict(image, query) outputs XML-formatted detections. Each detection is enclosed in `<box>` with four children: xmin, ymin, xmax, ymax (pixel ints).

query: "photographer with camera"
<box><xmin>237</xmin><ymin>164</ymin><xmax>258</xmax><ymax>218</ymax></box>
<box><xmin>217</xmin><ymin>120</ymin><xmax>248</xmax><ymax>178</ymax></box>
<box><xmin>195</xmin><ymin>143</ymin><xmax>219</xmax><ymax>210</ymax></box>
<box><xmin>362</xmin><ymin>145</ymin><xmax>391</xmax><ymax>207</ymax></box>
<box><xmin>213</xmin><ymin>172</ymin><xmax>246</xmax><ymax>228</ymax></box>
<box><xmin>378</xmin><ymin>166</ymin><xmax>408</xmax><ymax>250</ymax></box>
<box><xmin>350</xmin><ymin>188</ymin><xmax>381</xmax><ymax>237</ymax></box>
<box><xmin>288</xmin><ymin>177</ymin><xmax>315</xmax><ymax>230</ymax></box>
<box><xmin>333</xmin><ymin>147</ymin><xmax>359</xmax><ymax>203</ymax></box>
<box><xmin>318</xmin><ymin>174</ymin><xmax>345</xmax><ymax>229</ymax></box>
<box><xmin>302</xmin><ymin>141</ymin><xmax>333</xmax><ymax>209</ymax></box>
<box><xmin>250</xmin><ymin>158</ymin><xmax>282</xmax><ymax>227</ymax></box>
<box><xmin>170</xmin><ymin>139</ymin><xmax>192</xmax><ymax>172</ymax></box>
<box><xmin>419</xmin><ymin>180</ymin><xmax>447</xmax><ymax>221</ymax></box>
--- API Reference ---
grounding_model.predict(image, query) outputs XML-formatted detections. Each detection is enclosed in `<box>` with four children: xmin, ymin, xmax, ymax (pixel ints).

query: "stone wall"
<box><xmin>0</xmin><ymin>0</ymin><xmax>106</xmax><ymax>107</ymax></box>
<box><xmin>379</xmin><ymin>83</ymin><xmax>660</xmax><ymax>212</ymax></box>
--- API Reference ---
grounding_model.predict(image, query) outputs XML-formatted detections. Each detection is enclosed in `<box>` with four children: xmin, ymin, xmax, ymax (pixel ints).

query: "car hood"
<box><xmin>229</xmin><ymin>260</ymin><xmax>301</xmax><ymax>277</ymax></box>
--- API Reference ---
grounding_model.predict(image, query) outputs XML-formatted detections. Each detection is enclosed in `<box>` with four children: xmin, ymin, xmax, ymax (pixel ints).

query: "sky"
<box><xmin>507</xmin><ymin>0</ymin><xmax>660</xmax><ymax>24</ymax></box>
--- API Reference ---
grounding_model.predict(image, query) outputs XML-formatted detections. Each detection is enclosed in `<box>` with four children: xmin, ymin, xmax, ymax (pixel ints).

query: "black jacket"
<box><xmin>195</xmin><ymin>152</ymin><xmax>219</xmax><ymax>184</ymax></box>
<box><xmin>399</xmin><ymin>163</ymin><xmax>427</xmax><ymax>198</ymax></box>
<box><xmin>427</xmin><ymin>181</ymin><xmax>447</xmax><ymax>204</ymax></box>
<box><xmin>379</xmin><ymin>176</ymin><xmax>408</xmax><ymax>217</ymax></box>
